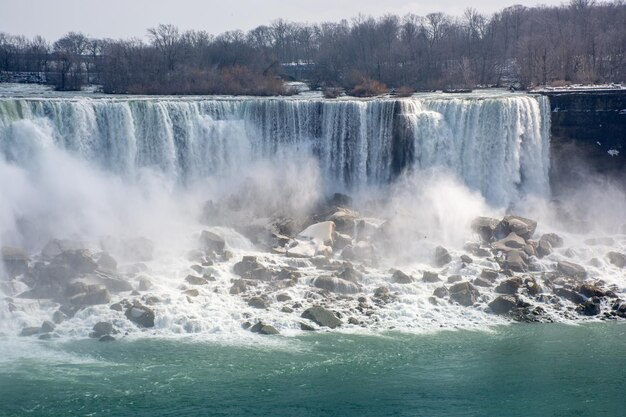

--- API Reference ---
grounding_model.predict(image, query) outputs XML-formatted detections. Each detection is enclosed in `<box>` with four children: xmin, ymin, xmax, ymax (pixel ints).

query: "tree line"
<box><xmin>0</xmin><ymin>0</ymin><xmax>624</xmax><ymax>95</ymax></box>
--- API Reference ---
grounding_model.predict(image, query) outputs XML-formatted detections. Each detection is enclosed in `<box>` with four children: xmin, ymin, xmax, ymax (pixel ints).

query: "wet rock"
<box><xmin>110</xmin><ymin>300</ymin><xmax>130</xmax><ymax>312</ymax></box>
<box><xmin>300</xmin><ymin>322</ymin><xmax>316</xmax><ymax>331</ymax></box>
<box><xmin>473</xmin><ymin>277</ymin><xmax>493</xmax><ymax>287</ymax></box>
<box><xmin>199</xmin><ymin>230</ymin><xmax>225</xmax><ymax>255</ymax></box>
<box><xmin>185</xmin><ymin>275</ymin><xmax>208</xmax><ymax>286</ymax></box>
<box><xmin>460</xmin><ymin>254</ymin><xmax>473</xmax><ymax>264</ymax></box>
<box><xmin>313</xmin><ymin>276</ymin><xmax>361</xmax><ymax>294</ymax></box>
<box><xmin>333</xmin><ymin>232</ymin><xmax>353</xmax><ymax>250</ymax></box>
<box><xmin>434</xmin><ymin>246</ymin><xmax>452</xmax><ymax>267</ymax></box>
<box><xmin>40</xmin><ymin>320</ymin><xmax>55</xmax><ymax>333</ymax></box>
<box><xmin>301</xmin><ymin>306</ymin><xmax>341</xmax><ymax>328</ymax></box>
<box><xmin>125</xmin><ymin>302</ymin><xmax>155</xmax><ymax>328</ymax></box>
<box><xmin>557</xmin><ymin>261</ymin><xmax>587</xmax><ymax>280</ymax></box>
<box><xmin>578</xmin><ymin>297</ymin><xmax>601</xmax><ymax>316</ymax></box>
<box><xmin>276</xmin><ymin>293</ymin><xmax>292</xmax><ymax>302</ymax></box>
<box><xmin>536</xmin><ymin>238</ymin><xmax>553</xmax><ymax>258</ymax></box>
<box><xmin>493</xmin><ymin>233</ymin><xmax>526</xmax><ymax>251</ymax></box>
<box><xmin>1</xmin><ymin>246</ymin><xmax>29</xmax><ymax>277</ymax></box>
<box><xmin>138</xmin><ymin>277</ymin><xmax>153</xmax><ymax>291</ymax></box>
<box><xmin>541</xmin><ymin>233</ymin><xmax>564</xmax><ymax>249</ymax></box>
<box><xmin>248</xmin><ymin>297</ymin><xmax>269</xmax><ymax>309</ymax></box>
<box><xmin>99</xmin><ymin>335</ymin><xmax>116</xmax><ymax>342</ymax></box>
<box><xmin>500</xmin><ymin>215</ymin><xmax>537</xmax><ymax>240</ymax></box>
<box><xmin>524</xmin><ymin>277</ymin><xmax>542</xmax><ymax>296</ymax></box>
<box><xmin>97</xmin><ymin>252</ymin><xmax>118</xmax><ymax>272</ymax></box>
<box><xmin>328</xmin><ymin>207</ymin><xmax>358</xmax><ymax>233</ymax></box>
<box><xmin>42</xmin><ymin>239</ymin><xmax>84</xmax><ymax>259</ymax></box>
<box><xmin>392</xmin><ymin>270</ymin><xmax>413</xmax><ymax>284</ymax></box>
<box><xmin>480</xmin><ymin>269</ymin><xmax>499</xmax><ymax>282</ymax></box>
<box><xmin>489</xmin><ymin>295</ymin><xmax>518</xmax><ymax>315</ymax></box>
<box><xmin>233</xmin><ymin>256</ymin><xmax>273</xmax><ymax>281</ymax></box>
<box><xmin>433</xmin><ymin>286</ymin><xmax>449</xmax><ymax>298</ymax></box>
<box><xmin>281</xmin><ymin>306</ymin><xmax>294</xmax><ymax>313</ymax></box>
<box><xmin>503</xmin><ymin>250</ymin><xmax>528</xmax><ymax>272</ymax></box>
<box><xmin>92</xmin><ymin>322</ymin><xmax>114</xmax><ymax>337</ymax></box>
<box><xmin>52</xmin><ymin>310</ymin><xmax>66</xmax><ymax>324</ymax></box>
<box><xmin>449</xmin><ymin>282</ymin><xmax>480</xmax><ymax>307</ymax></box>
<box><xmin>447</xmin><ymin>275</ymin><xmax>463</xmax><ymax>284</ymax></box>
<box><xmin>422</xmin><ymin>271</ymin><xmax>440</xmax><ymax>283</ymax></box>
<box><xmin>337</xmin><ymin>265</ymin><xmax>362</xmax><ymax>283</ymax></box>
<box><xmin>298</xmin><ymin>221</ymin><xmax>336</xmax><ymax>246</ymax></box>
<box><xmin>250</xmin><ymin>322</ymin><xmax>280</xmax><ymax>335</ymax></box>
<box><xmin>578</xmin><ymin>283</ymin><xmax>609</xmax><ymax>298</ymax></box>
<box><xmin>229</xmin><ymin>279</ymin><xmax>247</xmax><ymax>295</ymax></box>
<box><xmin>495</xmin><ymin>277</ymin><xmax>523</xmax><ymax>294</ymax></box>
<box><xmin>69</xmin><ymin>285</ymin><xmax>111</xmax><ymax>306</ymax></box>
<box><xmin>55</xmin><ymin>250</ymin><xmax>98</xmax><ymax>274</ymax></box>
<box><xmin>607</xmin><ymin>252</ymin><xmax>626</xmax><ymax>268</ymax></box>
<box><xmin>471</xmin><ymin>217</ymin><xmax>500</xmax><ymax>242</ymax></box>
<box><xmin>554</xmin><ymin>287</ymin><xmax>586</xmax><ymax>304</ymax></box>
<box><xmin>464</xmin><ymin>243</ymin><xmax>492</xmax><ymax>257</ymax></box>
<box><xmin>20</xmin><ymin>327</ymin><xmax>40</xmax><ymax>337</ymax></box>
<box><xmin>184</xmin><ymin>289</ymin><xmax>199</xmax><ymax>297</ymax></box>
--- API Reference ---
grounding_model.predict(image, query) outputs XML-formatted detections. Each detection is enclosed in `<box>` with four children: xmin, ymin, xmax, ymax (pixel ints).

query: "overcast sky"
<box><xmin>1</xmin><ymin>0</ymin><xmax>567</xmax><ymax>41</ymax></box>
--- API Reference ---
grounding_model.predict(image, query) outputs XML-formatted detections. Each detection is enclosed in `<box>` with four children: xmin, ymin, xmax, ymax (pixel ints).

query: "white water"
<box><xmin>0</xmin><ymin>87</ymin><xmax>623</xmax><ymax>341</ymax></box>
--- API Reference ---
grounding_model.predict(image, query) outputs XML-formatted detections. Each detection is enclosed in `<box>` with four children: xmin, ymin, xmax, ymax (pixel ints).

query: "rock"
<box><xmin>97</xmin><ymin>252</ymin><xmax>118</xmax><ymax>272</ymax></box>
<box><xmin>52</xmin><ymin>310</ymin><xmax>66</xmax><ymax>324</ymax></box>
<box><xmin>541</xmin><ymin>233</ymin><xmax>564</xmax><ymax>248</ymax></box>
<box><xmin>42</xmin><ymin>239</ymin><xmax>84</xmax><ymax>259</ymax></box>
<box><xmin>536</xmin><ymin>238</ymin><xmax>553</xmax><ymax>258</ymax></box>
<box><xmin>392</xmin><ymin>270</ymin><xmax>413</xmax><ymax>284</ymax></box>
<box><xmin>55</xmin><ymin>250</ymin><xmax>98</xmax><ymax>274</ymax></box>
<box><xmin>125</xmin><ymin>302</ymin><xmax>155</xmax><ymax>327</ymax></box>
<box><xmin>447</xmin><ymin>275</ymin><xmax>463</xmax><ymax>283</ymax></box>
<box><xmin>495</xmin><ymin>277</ymin><xmax>523</xmax><ymax>294</ymax></box>
<box><xmin>464</xmin><ymin>243</ymin><xmax>492</xmax><ymax>257</ymax></box>
<box><xmin>40</xmin><ymin>320</ymin><xmax>55</xmax><ymax>333</ymax></box>
<box><xmin>471</xmin><ymin>217</ymin><xmax>500</xmax><ymax>242</ymax></box>
<box><xmin>449</xmin><ymin>282</ymin><xmax>480</xmax><ymax>307</ymax></box>
<box><xmin>473</xmin><ymin>277</ymin><xmax>493</xmax><ymax>287</ymax></box>
<box><xmin>493</xmin><ymin>233</ymin><xmax>527</xmax><ymax>251</ymax></box>
<box><xmin>480</xmin><ymin>269</ymin><xmax>499</xmax><ymax>282</ymax></box>
<box><xmin>522</xmin><ymin>243</ymin><xmax>537</xmax><ymax>258</ymax></box>
<box><xmin>503</xmin><ymin>250</ymin><xmax>528</xmax><ymax>272</ymax></box>
<box><xmin>554</xmin><ymin>287</ymin><xmax>586</xmax><ymax>304</ymax></box>
<box><xmin>337</xmin><ymin>265</ymin><xmax>362</xmax><ymax>283</ymax></box>
<box><xmin>281</xmin><ymin>306</ymin><xmax>294</xmax><ymax>313</ymax></box>
<box><xmin>199</xmin><ymin>230</ymin><xmax>225</xmax><ymax>255</ymax></box>
<box><xmin>233</xmin><ymin>256</ymin><xmax>273</xmax><ymax>281</ymax></box>
<box><xmin>250</xmin><ymin>322</ymin><xmax>280</xmax><ymax>335</ymax></box>
<box><xmin>434</xmin><ymin>246</ymin><xmax>452</xmax><ymax>267</ymax></box>
<box><xmin>500</xmin><ymin>215</ymin><xmax>537</xmax><ymax>240</ymax></box>
<box><xmin>300</xmin><ymin>322</ymin><xmax>316</xmax><ymax>331</ymax></box>
<box><xmin>229</xmin><ymin>280</ymin><xmax>247</xmax><ymax>295</ymax></box>
<box><xmin>578</xmin><ymin>283</ymin><xmax>608</xmax><ymax>298</ymax></box>
<box><xmin>489</xmin><ymin>295</ymin><xmax>518</xmax><ymax>314</ymax></box>
<box><xmin>298</xmin><ymin>221</ymin><xmax>336</xmax><ymax>246</ymax></box>
<box><xmin>333</xmin><ymin>232</ymin><xmax>353</xmax><ymax>250</ymax></box>
<box><xmin>138</xmin><ymin>277</ymin><xmax>153</xmax><ymax>291</ymax></box>
<box><xmin>460</xmin><ymin>255</ymin><xmax>473</xmax><ymax>264</ymax></box>
<box><xmin>578</xmin><ymin>297</ymin><xmax>601</xmax><ymax>316</ymax></box>
<box><xmin>433</xmin><ymin>287</ymin><xmax>449</xmax><ymax>298</ymax></box>
<box><xmin>99</xmin><ymin>335</ymin><xmax>116</xmax><ymax>342</ymax></box>
<box><xmin>524</xmin><ymin>277</ymin><xmax>542</xmax><ymax>296</ymax></box>
<box><xmin>301</xmin><ymin>306</ymin><xmax>341</xmax><ymax>328</ymax></box>
<box><xmin>607</xmin><ymin>252</ymin><xmax>626</xmax><ymax>268</ymax></box>
<box><xmin>313</xmin><ymin>276</ymin><xmax>361</xmax><ymax>294</ymax></box>
<box><xmin>1</xmin><ymin>246</ymin><xmax>29</xmax><ymax>277</ymax></box>
<box><xmin>20</xmin><ymin>327</ymin><xmax>40</xmax><ymax>337</ymax></box>
<box><xmin>185</xmin><ymin>275</ymin><xmax>207</xmax><ymax>286</ymax></box>
<box><xmin>70</xmin><ymin>285</ymin><xmax>111</xmax><ymax>306</ymax></box>
<box><xmin>184</xmin><ymin>289</ymin><xmax>199</xmax><ymax>297</ymax></box>
<box><xmin>92</xmin><ymin>322</ymin><xmax>114</xmax><ymax>337</ymax></box>
<box><xmin>557</xmin><ymin>261</ymin><xmax>587</xmax><ymax>279</ymax></box>
<box><xmin>248</xmin><ymin>297</ymin><xmax>269</xmax><ymax>309</ymax></box>
<box><xmin>422</xmin><ymin>271</ymin><xmax>440</xmax><ymax>283</ymax></box>
<box><xmin>276</xmin><ymin>293</ymin><xmax>292</xmax><ymax>302</ymax></box>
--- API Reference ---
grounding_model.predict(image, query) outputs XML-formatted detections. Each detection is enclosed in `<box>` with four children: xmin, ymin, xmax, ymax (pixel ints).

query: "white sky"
<box><xmin>1</xmin><ymin>0</ymin><xmax>567</xmax><ymax>41</ymax></box>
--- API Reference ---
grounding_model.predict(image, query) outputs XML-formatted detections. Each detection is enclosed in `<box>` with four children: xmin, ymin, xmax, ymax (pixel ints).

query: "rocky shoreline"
<box><xmin>2</xmin><ymin>193</ymin><xmax>626</xmax><ymax>341</ymax></box>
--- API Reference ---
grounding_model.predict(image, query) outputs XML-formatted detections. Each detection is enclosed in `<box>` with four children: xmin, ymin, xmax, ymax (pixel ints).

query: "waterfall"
<box><xmin>0</xmin><ymin>94</ymin><xmax>550</xmax><ymax>206</ymax></box>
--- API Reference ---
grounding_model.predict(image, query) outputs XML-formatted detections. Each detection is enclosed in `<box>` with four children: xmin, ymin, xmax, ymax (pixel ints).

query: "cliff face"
<box><xmin>545</xmin><ymin>91</ymin><xmax>626</xmax><ymax>185</ymax></box>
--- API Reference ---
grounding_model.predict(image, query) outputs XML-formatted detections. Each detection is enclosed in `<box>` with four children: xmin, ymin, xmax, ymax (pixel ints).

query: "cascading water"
<box><xmin>0</xmin><ymin>93</ymin><xmax>550</xmax><ymax>204</ymax></box>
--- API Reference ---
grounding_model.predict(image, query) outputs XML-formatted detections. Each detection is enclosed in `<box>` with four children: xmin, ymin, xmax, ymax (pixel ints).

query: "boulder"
<box><xmin>557</xmin><ymin>261</ymin><xmax>587</xmax><ymax>279</ymax></box>
<box><xmin>138</xmin><ymin>277</ymin><xmax>153</xmax><ymax>291</ymax></box>
<box><xmin>42</xmin><ymin>239</ymin><xmax>84</xmax><ymax>259</ymax></box>
<box><xmin>578</xmin><ymin>297</ymin><xmax>601</xmax><ymax>316</ymax></box>
<box><xmin>184</xmin><ymin>289</ymin><xmax>199</xmax><ymax>297</ymax></box>
<box><xmin>540</xmin><ymin>233</ymin><xmax>564</xmax><ymax>248</ymax></box>
<box><xmin>392</xmin><ymin>270</ymin><xmax>413</xmax><ymax>284</ymax></box>
<box><xmin>329</xmin><ymin>208</ymin><xmax>358</xmax><ymax>234</ymax></box>
<box><xmin>480</xmin><ymin>269</ymin><xmax>499</xmax><ymax>282</ymax></box>
<box><xmin>69</xmin><ymin>285</ymin><xmax>111</xmax><ymax>306</ymax></box>
<box><xmin>313</xmin><ymin>276</ymin><xmax>361</xmax><ymax>294</ymax></box>
<box><xmin>578</xmin><ymin>283</ymin><xmax>609</xmax><ymax>298</ymax></box>
<box><xmin>554</xmin><ymin>287</ymin><xmax>586</xmax><ymax>304</ymax></box>
<box><xmin>473</xmin><ymin>277</ymin><xmax>493</xmax><ymax>287</ymax></box>
<box><xmin>248</xmin><ymin>297</ymin><xmax>269</xmax><ymax>309</ymax></box>
<box><xmin>233</xmin><ymin>256</ymin><xmax>273</xmax><ymax>281</ymax></box>
<box><xmin>433</xmin><ymin>287</ymin><xmax>449</xmax><ymax>298</ymax></box>
<box><xmin>97</xmin><ymin>252</ymin><xmax>118</xmax><ymax>272</ymax></box>
<box><xmin>55</xmin><ymin>250</ymin><xmax>98</xmax><ymax>274</ymax></box>
<box><xmin>489</xmin><ymin>295</ymin><xmax>518</xmax><ymax>315</ymax></box>
<box><xmin>500</xmin><ymin>215</ymin><xmax>537</xmax><ymax>240</ymax></box>
<box><xmin>495</xmin><ymin>277</ymin><xmax>523</xmax><ymax>294</ymax></box>
<box><xmin>20</xmin><ymin>327</ymin><xmax>40</xmax><ymax>337</ymax></box>
<box><xmin>99</xmin><ymin>335</ymin><xmax>116</xmax><ymax>342</ymax></box>
<box><xmin>185</xmin><ymin>275</ymin><xmax>208</xmax><ymax>286</ymax></box>
<box><xmin>524</xmin><ymin>277</ymin><xmax>542</xmax><ymax>296</ymax></box>
<box><xmin>298</xmin><ymin>221</ymin><xmax>335</xmax><ymax>246</ymax></box>
<box><xmin>337</xmin><ymin>265</ymin><xmax>362</xmax><ymax>283</ymax></box>
<box><xmin>300</xmin><ymin>322</ymin><xmax>316</xmax><ymax>331</ymax></box>
<box><xmin>333</xmin><ymin>232</ymin><xmax>353</xmax><ymax>250</ymax></box>
<box><xmin>1</xmin><ymin>246</ymin><xmax>29</xmax><ymax>277</ymax></box>
<box><xmin>229</xmin><ymin>279</ymin><xmax>247</xmax><ymax>295</ymax></box>
<box><xmin>40</xmin><ymin>320</ymin><xmax>55</xmax><ymax>333</ymax></box>
<box><xmin>434</xmin><ymin>246</ymin><xmax>452</xmax><ymax>267</ymax></box>
<box><xmin>199</xmin><ymin>230</ymin><xmax>225</xmax><ymax>255</ymax></box>
<box><xmin>447</xmin><ymin>275</ymin><xmax>463</xmax><ymax>283</ymax></box>
<box><xmin>471</xmin><ymin>217</ymin><xmax>500</xmax><ymax>242</ymax></box>
<box><xmin>493</xmin><ymin>232</ymin><xmax>526</xmax><ymax>251</ymax></box>
<box><xmin>250</xmin><ymin>322</ymin><xmax>280</xmax><ymax>335</ymax></box>
<box><xmin>276</xmin><ymin>293</ymin><xmax>292</xmax><ymax>302</ymax></box>
<box><xmin>449</xmin><ymin>282</ymin><xmax>480</xmax><ymax>307</ymax></box>
<box><xmin>607</xmin><ymin>252</ymin><xmax>626</xmax><ymax>268</ymax></box>
<box><xmin>422</xmin><ymin>271</ymin><xmax>440</xmax><ymax>283</ymax></box>
<box><xmin>92</xmin><ymin>322</ymin><xmax>114</xmax><ymax>337</ymax></box>
<box><xmin>536</xmin><ymin>238</ymin><xmax>553</xmax><ymax>258</ymax></box>
<box><xmin>460</xmin><ymin>255</ymin><xmax>473</xmax><ymax>264</ymax></box>
<box><xmin>301</xmin><ymin>306</ymin><xmax>341</xmax><ymax>329</ymax></box>
<box><xmin>503</xmin><ymin>250</ymin><xmax>528</xmax><ymax>272</ymax></box>
<box><xmin>125</xmin><ymin>302</ymin><xmax>155</xmax><ymax>328</ymax></box>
